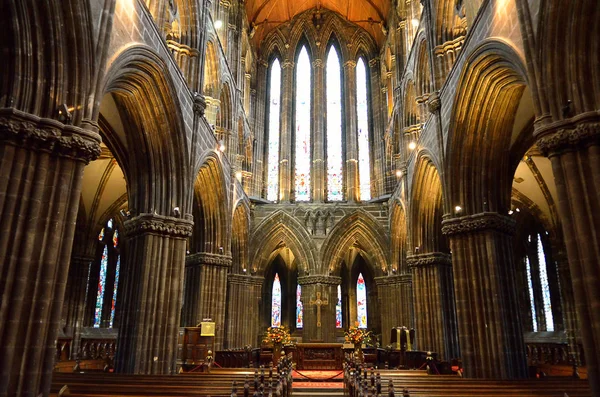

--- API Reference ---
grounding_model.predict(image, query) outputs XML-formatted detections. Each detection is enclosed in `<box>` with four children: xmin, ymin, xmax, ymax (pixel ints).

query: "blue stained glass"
<box><xmin>336</xmin><ymin>284</ymin><xmax>342</xmax><ymax>328</ymax></box>
<box><xmin>296</xmin><ymin>284</ymin><xmax>303</xmax><ymax>328</ymax></box>
<box><xmin>109</xmin><ymin>255</ymin><xmax>120</xmax><ymax>328</ymax></box>
<box><xmin>525</xmin><ymin>256</ymin><xmax>538</xmax><ymax>332</ymax></box>
<box><xmin>94</xmin><ymin>246</ymin><xmax>108</xmax><ymax>328</ymax></box>
<box><xmin>357</xmin><ymin>273</ymin><xmax>367</xmax><ymax>328</ymax></box>
<box><xmin>537</xmin><ymin>235</ymin><xmax>554</xmax><ymax>331</ymax></box>
<box><xmin>271</xmin><ymin>273</ymin><xmax>282</xmax><ymax>327</ymax></box>
<box><xmin>356</xmin><ymin>59</ymin><xmax>371</xmax><ymax>201</ymax></box>
<box><xmin>295</xmin><ymin>46</ymin><xmax>311</xmax><ymax>201</ymax></box>
<box><xmin>326</xmin><ymin>46</ymin><xmax>343</xmax><ymax>201</ymax></box>
<box><xmin>267</xmin><ymin>59</ymin><xmax>282</xmax><ymax>202</ymax></box>
<box><xmin>112</xmin><ymin>229</ymin><xmax>119</xmax><ymax>248</ymax></box>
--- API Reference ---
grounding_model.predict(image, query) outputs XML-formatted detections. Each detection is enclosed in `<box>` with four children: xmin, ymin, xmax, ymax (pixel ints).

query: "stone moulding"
<box><xmin>123</xmin><ymin>213</ymin><xmax>194</xmax><ymax>238</ymax></box>
<box><xmin>374</xmin><ymin>274</ymin><xmax>412</xmax><ymax>286</ymax></box>
<box><xmin>185</xmin><ymin>251</ymin><xmax>233</xmax><ymax>267</ymax></box>
<box><xmin>0</xmin><ymin>107</ymin><xmax>101</xmax><ymax>163</ymax></box>
<box><xmin>227</xmin><ymin>274</ymin><xmax>263</xmax><ymax>286</ymax></box>
<box><xmin>406</xmin><ymin>252</ymin><xmax>452</xmax><ymax>268</ymax></box>
<box><xmin>537</xmin><ymin>122</ymin><xmax>600</xmax><ymax>157</ymax></box>
<box><xmin>297</xmin><ymin>275</ymin><xmax>342</xmax><ymax>286</ymax></box>
<box><xmin>441</xmin><ymin>211</ymin><xmax>516</xmax><ymax>236</ymax></box>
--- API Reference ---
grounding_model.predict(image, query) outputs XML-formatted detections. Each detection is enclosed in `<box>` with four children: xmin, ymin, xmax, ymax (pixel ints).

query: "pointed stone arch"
<box><xmin>389</xmin><ymin>199</ymin><xmax>408</xmax><ymax>274</ymax></box>
<box><xmin>231</xmin><ymin>199</ymin><xmax>251</xmax><ymax>274</ymax></box>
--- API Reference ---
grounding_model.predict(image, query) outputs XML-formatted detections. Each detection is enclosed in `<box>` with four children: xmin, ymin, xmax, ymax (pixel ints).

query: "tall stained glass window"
<box><xmin>267</xmin><ymin>59</ymin><xmax>282</xmax><ymax>201</ymax></box>
<box><xmin>537</xmin><ymin>236</ymin><xmax>554</xmax><ymax>331</ymax></box>
<box><xmin>336</xmin><ymin>284</ymin><xmax>342</xmax><ymax>328</ymax></box>
<box><xmin>109</xmin><ymin>230</ymin><xmax>120</xmax><ymax>328</ymax></box>
<box><xmin>296</xmin><ymin>284</ymin><xmax>303</xmax><ymax>328</ymax></box>
<box><xmin>295</xmin><ymin>46</ymin><xmax>311</xmax><ymax>201</ymax></box>
<box><xmin>94</xmin><ymin>245</ymin><xmax>108</xmax><ymax>328</ymax></box>
<box><xmin>271</xmin><ymin>273</ymin><xmax>282</xmax><ymax>327</ymax></box>
<box><xmin>356</xmin><ymin>58</ymin><xmax>371</xmax><ymax>201</ymax></box>
<box><xmin>525</xmin><ymin>256</ymin><xmax>538</xmax><ymax>332</ymax></box>
<box><xmin>326</xmin><ymin>46</ymin><xmax>343</xmax><ymax>201</ymax></box>
<box><xmin>357</xmin><ymin>273</ymin><xmax>367</xmax><ymax>328</ymax></box>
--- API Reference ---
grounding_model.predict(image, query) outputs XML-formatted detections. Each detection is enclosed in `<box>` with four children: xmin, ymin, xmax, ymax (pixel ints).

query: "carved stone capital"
<box><xmin>227</xmin><ymin>273</ymin><xmax>263</xmax><ymax>286</ymax></box>
<box><xmin>123</xmin><ymin>213</ymin><xmax>194</xmax><ymax>238</ymax></box>
<box><xmin>0</xmin><ymin>108</ymin><xmax>101</xmax><ymax>163</ymax></box>
<box><xmin>297</xmin><ymin>275</ymin><xmax>342</xmax><ymax>286</ymax></box>
<box><xmin>374</xmin><ymin>274</ymin><xmax>412</xmax><ymax>286</ymax></box>
<box><xmin>186</xmin><ymin>252</ymin><xmax>233</xmax><ymax>267</ymax></box>
<box><xmin>442</xmin><ymin>212</ymin><xmax>516</xmax><ymax>236</ymax></box>
<box><xmin>406</xmin><ymin>252</ymin><xmax>451</xmax><ymax>268</ymax></box>
<box><xmin>193</xmin><ymin>93</ymin><xmax>207</xmax><ymax>116</ymax></box>
<box><xmin>312</xmin><ymin>58</ymin><xmax>323</xmax><ymax>68</ymax></box>
<box><xmin>537</xmin><ymin>122</ymin><xmax>600</xmax><ymax>157</ymax></box>
<box><xmin>427</xmin><ymin>92</ymin><xmax>441</xmax><ymax>114</ymax></box>
<box><xmin>281</xmin><ymin>60</ymin><xmax>294</xmax><ymax>69</ymax></box>
<box><xmin>343</xmin><ymin>60</ymin><xmax>357</xmax><ymax>69</ymax></box>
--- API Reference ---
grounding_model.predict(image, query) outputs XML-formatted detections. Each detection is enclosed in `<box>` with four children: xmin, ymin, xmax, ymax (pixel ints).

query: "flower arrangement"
<box><xmin>345</xmin><ymin>325</ymin><xmax>372</xmax><ymax>345</ymax></box>
<box><xmin>263</xmin><ymin>326</ymin><xmax>292</xmax><ymax>345</ymax></box>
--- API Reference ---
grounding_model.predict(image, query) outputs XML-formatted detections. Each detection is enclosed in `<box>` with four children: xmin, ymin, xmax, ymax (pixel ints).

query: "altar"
<box><xmin>295</xmin><ymin>343</ymin><xmax>343</xmax><ymax>370</ymax></box>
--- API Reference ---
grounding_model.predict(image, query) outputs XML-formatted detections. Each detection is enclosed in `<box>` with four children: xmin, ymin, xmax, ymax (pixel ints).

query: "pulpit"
<box><xmin>180</xmin><ymin>322</ymin><xmax>215</xmax><ymax>372</ymax></box>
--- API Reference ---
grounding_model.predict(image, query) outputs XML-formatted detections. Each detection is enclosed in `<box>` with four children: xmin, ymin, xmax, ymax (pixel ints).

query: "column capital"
<box><xmin>297</xmin><ymin>275</ymin><xmax>341</xmax><ymax>286</ymax></box>
<box><xmin>442</xmin><ymin>212</ymin><xmax>515</xmax><ymax>236</ymax></box>
<box><xmin>281</xmin><ymin>60</ymin><xmax>294</xmax><ymax>69</ymax></box>
<box><xmin>427</xmin><ymin>92</ymin><xmax>441</xmax><ymax>114</ymax></box>
<box><xmin>193</xmin><ymin>93</ymin><xmax>207</xmax><ymax>116</ymax></box>
<box><xmin>536</xmin><ymin>120</ymin><xmax>600</xmax><ymax>157</ymax></box>
<box><xmin>0</xmin><ymin>108</ymin><xmax>101</xmax><ymax>164</ymax></box>
<box><xmin>186</xmin><ymin>251</ymin><xmax>233</xmax><ymax>267</ymax></box>
<box><xmin>123</xmin><ymin>213</ymin><xmax>194</xmax><ymax>238</ymax></box>
<box><xmin>343</xmin><ymin>60</ymin><xmax>357</xmax><ymax>69</ymax></box>
<box><xmin>406</xmin><ymin>252</ymin><xmax>451</xmax><ymax>268</ymax></box>
<box><xmin>312</xmin><ymin>58</ymin><xmax>324</xmax><ymax>68</ymax></box>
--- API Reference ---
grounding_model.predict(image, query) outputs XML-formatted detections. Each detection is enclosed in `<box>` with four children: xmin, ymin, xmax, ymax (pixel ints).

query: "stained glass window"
<box><xmin>267</xmin><ymin>59</ymin><xmax>282</xmax><ymax>202</ymax></box>
<box><xmin>525</xmin><ymin>256</ymin><xmax>538</xmax><ymax>332</ymax></box>
<box><xmin>295</xmin><ymin>46</ymin><xmax>311</xmax><ymax>201</ymax></box>
<box><xmin>112</xmin><ymin>229</ymin><xmax>119</xmax><ymax>248</ymax></box>
<box><xmin>326</xmin><ymin>46</ymin><xmax>343</xmax><ymax>201</ymax></box>
<box><xmin>98</xmin><ymin>228</ymin><xmax>104</xmax><ymax>241</ymax></box>
<box><xmin>109</xmin><ymin>255</ymin><xmax>120</xmax><ymax>328</ymax></box>
<box><xmin>537</xmin><ymin>235</ymin><xmax>554</xmax><ymax>331</ymax></box>
<box><xmin>336</xmin><ymin>284</ymin><xmax>342</xmax><ymax>328</ymax></box>
<box><xmin>271</xmin><ymin>273</ymin><xmax>282</xmax><ymax>327</ymax></box>
<box><xmin>356</xmin><ymin>58</ymin><xmax>371</xmax><ymax>201</ymax></box>
<box><xmin>93</xmin><ymin>245</ymin><xmax>108</xmax><ymax>328</ymax></box>
<box><xmin>296</xmin><ymin>284</ymin><xmax>303</xmax><ymax>328</ymax></box>
<box><xmin>357</xmin><ymin>273</ymin><xmax>367</xmax><ymax>328</ymax></box>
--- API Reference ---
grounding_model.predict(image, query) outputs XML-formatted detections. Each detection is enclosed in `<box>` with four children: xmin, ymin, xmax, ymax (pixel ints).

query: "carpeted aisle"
<box><xmin>292</xmin><ymin>370</ymin><xmax>345</xmax><ymax>395</ymax></box>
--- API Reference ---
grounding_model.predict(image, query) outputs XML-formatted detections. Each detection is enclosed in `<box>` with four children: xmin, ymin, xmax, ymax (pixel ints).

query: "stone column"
<box><xmin>115</xmin><ymin>213</ymin><xmax>192</xmax><ymax>374</ymax></box>
<box><xmin>554</xmin><ymin>249</ymin><xmax>581</xmax><ymax>365</ymax></box>
<box><xmin>62</xmin><ymin>254</ymin><xmax>95</xmax><ymax>359</ymax></box>
<box><xmin>279</xmin><ymin>60</ymin><xmax>294</xmax><ymax>202</ymax></box>
<box><xmin>225</xmin><ymin>274</ymin><xmax>263</xmax><ymax>348</ymax></box>
<box><xmin>407</xmin><ymin>253</ymin><xmax>458</xmax><ymax>360</ymax></box>
<box><xmin>442</xmin><ymin>212</ymin><xmax>527</xmax><ymax>378</ymax></box>
<box><xmin>536</xmin><ymin>121</ymin><xmax>600</xmax><ymax>394</ymax></box>
<box><xmin>312</xmin><ymin>58</ymin><xmax>325</xmax><ymax>203</ymax></box>
<box><xmin>182</xmin><ymin>252</ymin><xmax>232</xmax><ymax>350</ymax></box>
<box><xmin>298</xmin><ymin>276</ymin><xmax>341</xmax><ymax>343</ymax></box>
<box><xmin>375</xmin><ymin>275</ymin><xmax>413</xmax><ymax>346</ymax></box>
<box><xmin>343</xmin><ymin>60</ymin><xmax>359</xmax><ymax>203</ymax></box>
<box><xmin>0</xmin><ymin>109</ymin><xmax>101</xmax><ymax>396</ymax></box>
<box><xmin>368</xmin><ymin>57</ymin><xmax>384</xmax><ymax>198</ymax></box>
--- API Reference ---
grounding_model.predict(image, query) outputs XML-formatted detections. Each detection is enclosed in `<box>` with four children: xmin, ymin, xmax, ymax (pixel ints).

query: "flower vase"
<box><xmin>353</xmin><ymin>342</ymin><xmax>364</xmax><ymax>364</ymax></box>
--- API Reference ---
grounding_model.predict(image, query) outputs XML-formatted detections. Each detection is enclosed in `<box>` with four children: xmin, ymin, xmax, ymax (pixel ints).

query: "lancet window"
<box><xmin>336</xmin><ymin>284</ymin><xmax>342</xmax><ymax>328</ymax></box>
<box><xmin>357</xmin><ymin>273</ymin><xmax>368</xmax><ymax>328</ymax></box>
<box><xmin>92</xmin><ymin>219</ymin><xmax>120</xmax><ymax>328</ymax></box>
<box><xmin>326</xmin><ymin>45</ymin><xmax>343</xmax><ymax>201</ymax></box>
<box><xmin>267</xmin><ymin>58</ymin><xmax>282</xmax><ymax>202</ymax></box>
<box><xmin>295</xmin><ymin>45</ymin><xmax>312</xmax><ymax>201</ymax></box>
<box><xmin>356</xmin><ymin>58</ymin><xmax>371</xmax><ymax>201</ymax></box>
<box><xmin>271</xmin><ymin>273</ymin><xmax>282</xmax><ymax>327</ymax></box>
<box><xmin>296</xmin><ymin>284</ymin><xmax>303</xmax><ymax>328</ymax></box>
<box><xmin>525</xmin><ymin>234</ymin><xmax>555</xmax><ymax>332</ymax></box>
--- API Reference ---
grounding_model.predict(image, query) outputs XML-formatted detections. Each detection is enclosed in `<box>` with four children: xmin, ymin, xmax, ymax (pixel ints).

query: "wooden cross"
<box><xmin>309</xmin><ymin>291</ymin><xmax>328</xmax><ymax>327</ymax></box>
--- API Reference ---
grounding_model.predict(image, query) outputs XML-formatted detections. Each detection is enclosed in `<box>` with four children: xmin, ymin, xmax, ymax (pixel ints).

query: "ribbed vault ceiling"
<box><xmin>245</xmin><ymin>0</ymin><xmax>391</xmax><ymax>46</ymax></box>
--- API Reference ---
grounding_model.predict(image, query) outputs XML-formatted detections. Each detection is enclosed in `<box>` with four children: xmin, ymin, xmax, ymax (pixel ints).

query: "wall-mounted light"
<box><xmin>454</xmin><ymin>205</ymin><xmax>462</xmax><ymax>214</ymax></box>
<box><xmin>411</xmin><ymin>19</ymin><xmax>420</xmax><ymax>28</ymax></box>
<box><xmin>235</xmin><ymin>171</ymin><xmax>243</xmax><ymax>181</ymax></box>
<box><xmin>515</xmin><ymin>208</ymin><xmax>520</xmax><ymax>212</ymax></box>
<box><xmin>219</xmin><ymin>246</ymin><xmax>224</xmax><ymax>254</ymax></box>
<box><xmin>396</xmin><ymin>170</ymin><xmax>403</xmax><ymax>178</ymax></box>
<box><xmin>408</xmin><ymin>141</ymin><xmax>417</xmax><ymax>150</ymax></box>
<box><xmin>173</xmin><ymin>206</ymin><xmax>181</xmax><ymax>217</ymax></box>
<box><xmin>214</xmin><ymin>20</ymin><xmax>223</xmax><ymax>29</ymax></box>
<box><xmin>57</xmin><ymin>104</ymin><xmax>72</xmax><ymax>124</ymax></box>
<box><xmin>508</xmin><ymin>209</ymin><xmax>514</xmax><ymax>215</ymax></box>
<box><xmin>218</xmin><ymin>140</ymin><xmax>226</xmax><ymax>152</ymax></box>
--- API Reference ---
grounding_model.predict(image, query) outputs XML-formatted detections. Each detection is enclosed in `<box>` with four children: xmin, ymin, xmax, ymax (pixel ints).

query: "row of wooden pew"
<box><xmin>345</xmin><ymin>366</ymin><xmax>592</xmax><ymax>397</ymax></box>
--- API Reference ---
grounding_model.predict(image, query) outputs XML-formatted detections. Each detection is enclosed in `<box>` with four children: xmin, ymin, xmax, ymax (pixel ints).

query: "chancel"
<box><xmin>0</xmin><ymin>0</ymin><xmax>599</xmax><ymax>396</ymax></box>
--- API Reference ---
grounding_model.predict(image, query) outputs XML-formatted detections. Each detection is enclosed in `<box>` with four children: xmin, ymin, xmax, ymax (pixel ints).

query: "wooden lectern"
<box><xmin>181</xmin><ymin>322</ymin><xmax>215</xmax><ymax>372</ymax></box>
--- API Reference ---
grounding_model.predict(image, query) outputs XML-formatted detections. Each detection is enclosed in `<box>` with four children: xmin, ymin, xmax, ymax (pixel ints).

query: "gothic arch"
<box><xmin>101</xmin><ymin>45</ymin><xmax>189</xmax><ymax>216</ymax></box>
<box><xmin>389</xmin><ymin>199</ymin><xmax>408</xmax><ymax>274</ymax></box>
<box><xmin>250</xmin><ymin>210</ymin><xmax>318</xmax><ymax>275</ymax></box>
<box><xmin>432</xmin><ymin>0</ymin><xmax>467</xmax><ymax>46</ymax></box>
<box><xmin>322</xmin><ymin>210</ymin><xmax>388</xmax><ymax>276</ymax></box>
<box><xmin>446</xmin><ymin>39</ymin><xmax>529</xmax><ymax>215</ymax></box>
<box><xmin>203</xmin><ymin>40</ymin><xmax>219</xmax><ymax>97</ymax></box>
<box><xmin>218</xmin><ymin>82</ymin><xmax>233</xmax><ymax>131</ymax></box>
<box><xmin>231</xmin><ymin>200</ymin><xmax>250</xmax><ymax>274</ymax></box>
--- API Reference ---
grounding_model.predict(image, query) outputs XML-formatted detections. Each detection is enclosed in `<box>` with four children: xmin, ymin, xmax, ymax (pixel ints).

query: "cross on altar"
<box><xmin>309</xmin><ymin>291</ymin><xmax>328</xmax><ymax>327</ymax></box>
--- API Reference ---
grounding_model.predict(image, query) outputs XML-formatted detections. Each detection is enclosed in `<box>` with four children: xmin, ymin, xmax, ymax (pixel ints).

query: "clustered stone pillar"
<box><xmin>225</xmin><ymin>274</ymin><xmax>263</xmax><ymax>348</ymax></box>
<box><xmin>182</xmin><ymin>252</ymin><xmax>232</xmax><ymax>349</ymax></box>
<box><xmin>116</xmin><ymin>213</ymin><xmax>192</xmax><ymax>374</ymax></box>
<box><xmin>298</xmin><ymin>276</ymin><xmax>341</xmax><ymax>343</ymax></box>
<box><xmin>343</xmin><ymin>60</ymin><xmax>360</xmax><ymax>202</ymax></box>
<box><xmin>375</xmin><ymin>274</ymin><xmax>413</xmax><ymax>346</ymax></box>
<box><xmin>407</xmin><ymin>253</ymin><xmax>458</xmax><ymax>359</ymax></box>
<box><xmin>312</xmin><ymin>57</ymin><xmax>325</xmax><ymax>202</ymax></box>
<box><xmin>536</xmin><ymin>121</ymin><xmax>600</xmax><ymax>395</ymax></box>
<box><xmin>0</xmin><ymin>109</ymin><xmax>101</xmax><ymax>396</ymax></box>
<box><xmin>442</xmin><ymin>212</ymin><xmax>527</xmax><ymax>378</ymax></box>
<box><xmin>278</xmin><ymin>60</ymin><xmax>294</xmax><ymax>202</ymax></box>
